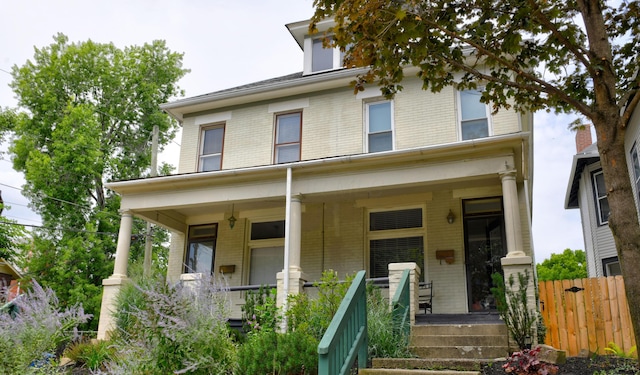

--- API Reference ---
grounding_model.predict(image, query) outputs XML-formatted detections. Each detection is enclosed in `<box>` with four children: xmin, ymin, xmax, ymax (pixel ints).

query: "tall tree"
<box><xmin>4</xmin><ymin>34</ymin><xmax>187</xmax><ymax>327</ymax></box>
<box><xmin>311</xmin><ymin>0</ymin><xmax>640</xmax><ymax>350</ymax></box>
<box><xmin>537</xmin><ymin>249</ymin><xmax>587</xmax><ymax>281</ymax></box>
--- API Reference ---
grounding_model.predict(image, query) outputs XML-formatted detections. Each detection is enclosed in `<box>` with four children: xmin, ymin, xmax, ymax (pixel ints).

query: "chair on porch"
<box><xmin>418</xmin><ymin>281</ymin><xmax>433</xmax><ymax>314</ymax></box>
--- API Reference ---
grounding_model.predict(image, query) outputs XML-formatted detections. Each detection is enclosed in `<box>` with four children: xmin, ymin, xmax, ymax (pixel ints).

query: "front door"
<box><xmin>463</xmin><ymin>198</ymin><xmax>506</xmax><ymax>312</ymax></box>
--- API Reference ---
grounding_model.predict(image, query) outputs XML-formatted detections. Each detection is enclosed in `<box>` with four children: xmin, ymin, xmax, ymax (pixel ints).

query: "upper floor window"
<box><xmin>198</xmin><ymin>124</ymin><xmax>224</xmax><ymax>172</ymax></box>
<box><xmin>631</xmin><ymin>143</ymin><xmax>640</xmax><ymax>202</ymax></box>
<box><xmin>184</xmin><ymin>224</ymin><xmax>217</xmax><ymax>274</ymax></box>
<box><xmin>366</xmin><ymin>101</ymin><xmax>393</xmax><ymax>153</ymax></box>
<box><xmin>275</xmin><ymin>112</ymin><xmax>302</xmax><ymax>163</ymax></box>
<box><xmin>459</xmin><ymin>89</ymin><xmax>490</xmax><ymax>140</ymax></box>
<box><xmin>592</xmin><ymin>170</ymin><xmax>610</xmax><ymax>225</ymax></box>
<box><xmin>306</xmin><ymin>36</ymin><xmax>345</xmax><ymax>74</ymax></box>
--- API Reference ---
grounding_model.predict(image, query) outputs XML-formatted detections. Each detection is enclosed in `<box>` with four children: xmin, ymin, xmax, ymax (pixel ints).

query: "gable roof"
<box><xmin>565</xmin><ymin>142</ymin><xmax>600</xmax><ymax>209</ymax></box>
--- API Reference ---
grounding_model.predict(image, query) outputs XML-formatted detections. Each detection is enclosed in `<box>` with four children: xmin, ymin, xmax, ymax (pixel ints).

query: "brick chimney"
<box><xmin>575</xmin><ymin>125</ymin><xmax>593</xmax><ymax>153</ymax></box>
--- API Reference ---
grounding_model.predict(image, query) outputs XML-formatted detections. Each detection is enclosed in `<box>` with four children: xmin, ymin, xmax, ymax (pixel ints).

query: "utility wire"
<box><xmin>0</xmin><ymin>220</ymin><xmax>119</xmax><ymax>236</ymax></box>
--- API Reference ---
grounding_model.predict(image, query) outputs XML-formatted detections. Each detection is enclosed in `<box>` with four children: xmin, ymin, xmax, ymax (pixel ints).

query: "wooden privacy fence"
<box><xmin>539</xmin><ymin>276</ymin><xmax>636</xmax><ymax>356</ymax></box>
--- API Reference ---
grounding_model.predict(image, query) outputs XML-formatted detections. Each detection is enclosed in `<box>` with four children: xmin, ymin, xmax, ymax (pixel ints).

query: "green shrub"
<box><xmin>367</xmin><ymin>286</ymin><xmax>412</xmax><ymax>358</ymax></box>
<box><xmin>491</xmin><ymin>270</ymin><xmax>537</xmax><ymax>350</ymax></box>
<box><xmin>63</xmin><ymin>339</ymin><xmax>114</xmax><ymax>371</ymax></box>
<box><xmin>242</xmin><ymin>286</ymin><xmax>280</xmax><ymax>334</ymax></box>
<box><xmin>237</xmin><ymin>330</ymin><xmax>318</xmax><ymax>375</ymax></box>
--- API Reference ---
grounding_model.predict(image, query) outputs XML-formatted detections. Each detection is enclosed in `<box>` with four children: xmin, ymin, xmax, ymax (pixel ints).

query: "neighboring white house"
<box><xmin>565</xmin><ymin>107</ymin><xmax>640</xmax><ymax>277</ymax></box>
<box><xmin>97</xmin><ymin>18</ymin><xmax>536</xmax><ymax>339</ymax></box>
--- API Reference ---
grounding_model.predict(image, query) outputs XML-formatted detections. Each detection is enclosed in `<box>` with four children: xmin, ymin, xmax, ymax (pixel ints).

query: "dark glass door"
<box><xmin>463</xmin><ymin>198</ymin><xmax>506</xmax><ymax>312</ymax></box>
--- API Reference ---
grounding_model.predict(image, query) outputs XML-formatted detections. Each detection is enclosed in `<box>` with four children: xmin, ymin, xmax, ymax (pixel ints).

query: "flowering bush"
<box><xmin>0</xmin><ymin>281</ymin><xmax>91</xmax><ymax>374</ymax></box>
<box><xmin>503</xmin><ymin>346</ymin><xmax>559</xmax><ymax>375</ymax></box>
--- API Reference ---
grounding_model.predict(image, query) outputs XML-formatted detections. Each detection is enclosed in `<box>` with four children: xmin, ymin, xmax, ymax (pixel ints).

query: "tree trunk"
<box><xmin>593</xmin><ymin>113</ymin><xmax>640</xmax><ymax>361</ymax></box>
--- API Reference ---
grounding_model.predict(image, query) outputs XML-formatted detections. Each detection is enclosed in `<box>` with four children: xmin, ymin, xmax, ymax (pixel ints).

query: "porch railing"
<box><xmin>391</xmin><ymin>269</ymin><xmax>411</xmax><ymax>337</ymax></box>
<box><xmin>317</xmin><ymin>270</ymin><xmax>368</xmax><ymax>375</ymax></box>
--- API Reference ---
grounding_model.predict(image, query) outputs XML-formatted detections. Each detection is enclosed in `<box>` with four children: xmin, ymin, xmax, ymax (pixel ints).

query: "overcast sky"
<box><xmin>0</xmin><ymin>0</ymin><xmax>586</xmax><ymax>263</ymax></box>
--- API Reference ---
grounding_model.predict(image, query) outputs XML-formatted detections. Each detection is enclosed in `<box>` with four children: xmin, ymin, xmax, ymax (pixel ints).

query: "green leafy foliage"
<box><xmin>492</xmin><ymin>270</ymin><xmax>537</xmax><ymax>350</ymax></box>
<box><xmin>63</xmin><ymin>339</ymin><xmax>114</xmax><ymax>371</ymax></box>
<box><xmin>605</xmin><ymin>342</ymin><xmax>638</xmax><ymax>359</ymax></box>
<box><xmin>242</xmin><ymin>286</ymin><xmax>280</xmax><ymax>334</ymax></box>
<box><xmin>236</xmin><ymin>330</ymin><xmax>319</xmax><ymax>375</ymax></box>
<box><xmin>2</xmin><ymin>33</ymin><xmax>187</xmax><ymax>329</ymax></box>
<box><xmin>0</xmin><ymin>216</ymin><xmax>29</xmax><ymax>264</ymax></box>
<box><xmin>537</xmin><ymin>249</ymin><xmax>587</xmax><ymax>281</ymax></box>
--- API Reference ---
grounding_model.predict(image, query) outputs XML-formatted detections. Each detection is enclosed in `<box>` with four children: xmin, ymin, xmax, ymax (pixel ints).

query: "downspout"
<box><xmin>282</xmin><ymin>167</ymin><xmax>292</xmax><ymax>330</ymax></box>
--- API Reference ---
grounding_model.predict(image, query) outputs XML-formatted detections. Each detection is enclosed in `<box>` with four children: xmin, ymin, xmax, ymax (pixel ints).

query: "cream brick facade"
<box><xmin>98</xmin><ymin>19</ymin><xmax>535</xmax><ymax>338</ymax></box>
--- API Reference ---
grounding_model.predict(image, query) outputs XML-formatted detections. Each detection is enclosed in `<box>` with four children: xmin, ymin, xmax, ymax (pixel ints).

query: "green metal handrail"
<box><xmin>391</xmin><ymin>269</ymin><xmax>411</xmax><ymax>338</ymax></box>
<box><xmin>318</xmin><ymin>270</ymin><xmax>368</xmax><ymax>375</ymax></box>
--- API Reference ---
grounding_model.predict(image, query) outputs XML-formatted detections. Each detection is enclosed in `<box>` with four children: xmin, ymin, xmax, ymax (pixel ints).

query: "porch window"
<box><xmin>198</xmin><ymin>124</ymin><xmax>225</xmax><ymax>172</ymax></box>
<box><xmin>368</xmin><ymin>208</ymin><xmax>424</xmax><ymax>280</ymax></box>
<box><xmin>275</xmin><ymin>112</ymin><xmax>302</xmax><ymax>164</ymax></box>
<box><xmin>184</xmin><ymin>224</ymin><xmax>217</xmax><ymax>274</ymax></box>
<box><xmin>459</xmin><ymin>89</ymin><xmax>490</xmax><ymax>141</ymax></box>
<box><xmin>366</xmin><ymin>101</ymin><xmax>394</xmax><ymax>153</ymax></box>
<box><xmin>592</xmin><ymin>170</ymin><xmax>610</xmax><ymax>225</ymax></box>
<box><xmin>249</xmin><ymin>220</ymin><xmax>285</xmax><ymax>285</ymax></box>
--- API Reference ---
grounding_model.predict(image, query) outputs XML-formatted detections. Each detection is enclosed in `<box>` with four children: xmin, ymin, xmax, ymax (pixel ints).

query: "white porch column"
<box><xmin>97</xmin><ymin>210</ymin><xmax>133</xmax><ymax>340</ymax></box>
<box><xmin>289</xmin><ymin>194</ymin><xmax>302</xmax><ymax>271</ymax></box>
<box><xmin>499</xmin><ymin>169</ymin><xmax>525</xmax><ymax>257</ymax></box>
<box><xmin>112</xmin><ymin>211</ymin><xmax>134</xmax><ymax>277</ymax></box>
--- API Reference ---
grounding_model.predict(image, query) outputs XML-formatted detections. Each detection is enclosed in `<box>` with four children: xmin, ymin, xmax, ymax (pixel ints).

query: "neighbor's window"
<box><xmin>602</xmin><ymin>256</ymin><xmax>621</xmax><ymax>276</ymax></box>
<box><xmin>459</xmin><ymin>89</ymin><xmax>489</xmax><ymax>140</ymax></box>
<box><xmin>275</xmin><ymin>112</ymin><xmax>302</xmax><ymax>163</ymax></box>
<box><xmin>368</xmin><ymin>208</ymin><xmax>424</xmax><ymax>280</ymax></box>
<box><xmin>198</xmin><ymin>125</ymin><xmax>224</xmax><ymax>172</ymax></box>
<box><xmin>184</xmin><ymin>224</ymin><xmax>217</xmax><ymax>274</ymax></box>
<box><xmin>592</xmin><ymin>170</ymin><xmax>610</xmax><ymax>225</ymax></box>
<box><xmin>631</xmin><ymin>143</ymin><xmax>640</xmax><ymax>202</ymax></box>
<box><xmin>366</xmin><ymin>101</ymin><xmax>393</xmax><ymax>153</ymax></box>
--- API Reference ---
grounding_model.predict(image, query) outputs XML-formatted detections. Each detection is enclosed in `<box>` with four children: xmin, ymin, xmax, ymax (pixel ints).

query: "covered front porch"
<box><xmin>97</xmin><ymin>134</ymin><xmax>534</xmax><ymax>339</ymax></box>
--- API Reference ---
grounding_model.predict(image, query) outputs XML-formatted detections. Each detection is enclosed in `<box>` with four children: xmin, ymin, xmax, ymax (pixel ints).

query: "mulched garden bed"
<box><xmin>481</xmin><ymin>355</ymin><xmax>639</xmax><ymax>375</ymax></box>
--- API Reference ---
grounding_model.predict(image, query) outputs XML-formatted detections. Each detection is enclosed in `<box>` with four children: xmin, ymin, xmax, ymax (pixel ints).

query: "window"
<box><xmin>368</xmin><ymin>208</ymin><xmax>424</xmax><ymax>279</ymax></box>
<box><xmin>198</xmin><ymin>125</ymin><xmax>224</xmax><ymax>172</ymax></box>
<box><xmin>602</xmin><ymin>256</ymin><xmax>622</xmax><ymax>276</ymax></box>
<box><xmin>631</xmin><ymin>143</ymin><xmax>640</xmax><ymax>202</ymax></box>
<box><xmin>184</xmin><ymin>224</ymin><xmax>217</xmax><ymax>274</ymax></box>
<box><xmin>310</xmin><ymin>36</ymin><xmax>344</xmax><ymax>73</ymax></box>
<box><xmin>366</xmin><ymin>101</ymin><xmax>393</xmax><ymax>152</ymax></box>
<box><xmin>275</xmin><ymin>112</ymin><xmax>301</xmax><ymax>163</ymax></box>
<box><xmin>249</xmin><ymin>220</ymin><xmax>285</xmax><ymax>285</ymax></box>
<box><xmin>459</xmin><ymin>89</ymin><xmax>489</xmax><ymax>140</ymax></box>
<box><xmin>592</xmin><ymin>170</ymin><xmax>610</xmax><ymax>225</ymax></box>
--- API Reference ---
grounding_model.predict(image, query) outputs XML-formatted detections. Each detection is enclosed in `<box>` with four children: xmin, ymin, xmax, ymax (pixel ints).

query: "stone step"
<box><xmin>411</xmin><ymin>334</ymin><xmax>509</xmax><ymax>347</ymax></box>
<box><xmin>371</xmin><ymin>358</ymin><xmax>489</xmax><ymax>372</ymax></box>
<box><xmin>410</xmin><ymin>345</ymin><xmax>509</xmax><ymax>359</ymax></box>
<box><xmin>411</xmin><ymin>323</ymin><xmax>507</xmax><ymax>337</ymax></box>
<box><xmin>359</xmin><ymin>369</ymin><xmax>480</xmax><ymax>375</ymax></box>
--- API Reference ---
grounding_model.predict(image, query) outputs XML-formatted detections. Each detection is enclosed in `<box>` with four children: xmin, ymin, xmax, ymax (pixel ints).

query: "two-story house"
<box><xmin>97</xmin><ymin>18</ymin><xmax>535</xmax><ymax>339</ymax></box>
<box><xmin>565</xmin><ymin>106</ymin><xmax>640</xmax><ymax>277</ymax></box>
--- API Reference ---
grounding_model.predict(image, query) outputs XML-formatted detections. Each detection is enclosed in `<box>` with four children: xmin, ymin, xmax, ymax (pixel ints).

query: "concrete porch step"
<box><xmin>410</xmin><ymin>345</ymin><xmax>508</xmax><ymax>359</ymax></box>
<box><xmin>369</xmin><ymin>358</ymin><xmax>489</xmax><ymax>372</ymax></box>
<box><xmin>411</xmin><ymin>334</ymin><xmax>508</xmax><ymax>347</ymax></box>
<box><xmin>411</xmin><ymin>323</ymin><xmax>507</xmax><ymax>337</ymax></box>
<box><xmin>359</xmin><ymin>370</ymin><xmax>480</xmax><ymax>375</ymax></box>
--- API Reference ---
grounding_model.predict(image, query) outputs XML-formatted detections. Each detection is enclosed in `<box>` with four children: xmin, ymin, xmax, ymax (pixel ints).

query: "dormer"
<box><xmin>287</xmin><ymin>19</ymin><xmax>345</xmax><ymax>75</ymax></box>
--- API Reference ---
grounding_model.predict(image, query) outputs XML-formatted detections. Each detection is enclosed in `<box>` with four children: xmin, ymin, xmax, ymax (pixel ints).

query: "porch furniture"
<box><xmin>418</xmin><ymin>281</ymin><xmax>433</xmax><ymax>314</ymax></box>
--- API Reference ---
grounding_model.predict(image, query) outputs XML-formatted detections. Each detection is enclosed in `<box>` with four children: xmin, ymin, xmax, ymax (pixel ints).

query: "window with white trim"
<box><xmin>592</xmin><ymin>170</ymin><xmax>610</xmax><ymax>225</ymax></box>
<box><xmin>366</xmin><ymin>100</ymin><xmax>393</xmax><ymax>153</ymax></box>
<box><xmin>248</xmin><ymin>220</ymin><xmax>285</xmax><ymax>285</ymax></box>
<box><xmin>310</xmin><ymin>36</ymin><xmax>344</xmax><ymax>73</ymax></box>
<box><xmin>184</xmin><ymin>224</ymin><xmax>217</xmax><ymax>274</ymax></box>
<box><xmin>368</xmin><ymin>208</ymin><xmax>424</xmax><ymax>280</ymax></box>
<box><xmin>275</xmin><ymin>112</ymin><xmax>302</xmax><ymax>163</ymax></box>
<box><xmin>459</xmin><ymin>89</ymin><xmax>490</xmax><ymax>140</ymax></box>
<box><xmin>198</xmin><ymin>124</ymin><xmax>224</xmax><ymax>172</ymax></box>
<box><xmin>602</xmin><ymin>256</ymin><xmax>621</xmax><ymax>276</ymax></box>
<box><xmin>631</xmin><ymin>142</ymin><xmax>640</xmax><ymax>202</ymax></box>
